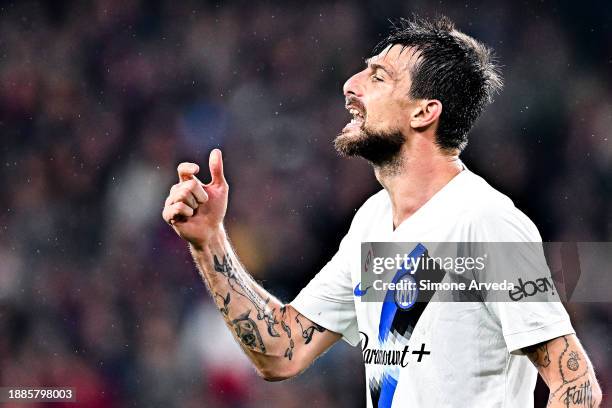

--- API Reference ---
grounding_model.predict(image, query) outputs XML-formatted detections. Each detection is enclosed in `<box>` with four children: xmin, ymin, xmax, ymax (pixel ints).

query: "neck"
<box><xmin>374</xmin><ymin>135</ymin><xmax>463</xmax><ymax>229</ymax></box>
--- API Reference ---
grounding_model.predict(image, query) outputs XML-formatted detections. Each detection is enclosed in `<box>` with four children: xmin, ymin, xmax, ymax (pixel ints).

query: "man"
<box><xmin>162</xmin><ymin>16</ymin><xmax>602</xmax><ymax>407</ymax></box>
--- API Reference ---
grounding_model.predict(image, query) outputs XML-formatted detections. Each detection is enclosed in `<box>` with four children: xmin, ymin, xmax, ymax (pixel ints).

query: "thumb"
<box><xmin>208</xmin><ymin>149</ymin><xmax>226</xmax><ymax>185</ymax></box>
<box><xmin>177</xmin><ymin>162</ymin><xmax>200</xmax><ymax>182</ymax></box>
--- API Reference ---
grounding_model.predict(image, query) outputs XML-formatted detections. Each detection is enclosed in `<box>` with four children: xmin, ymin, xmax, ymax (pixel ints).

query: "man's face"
<box><xmin>335</xmin><ymin>44</ymin><xmax>417</xmax><ymax>165</ymax></box>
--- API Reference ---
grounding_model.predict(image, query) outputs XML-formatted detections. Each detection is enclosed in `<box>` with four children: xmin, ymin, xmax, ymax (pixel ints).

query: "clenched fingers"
<box><xmin>162</xmin><ymin>202</ymin><xmax>194</xmax><ymax>224</ymax></box>
<box><xmin>166</xmin><ymin>179</ymin><xmax>208</xmax><ymax>209</ymax></box>
<box><xmin>182</xmin><ymin>179</ymin><xmax>208</xmax><ymax>204</ymax></box>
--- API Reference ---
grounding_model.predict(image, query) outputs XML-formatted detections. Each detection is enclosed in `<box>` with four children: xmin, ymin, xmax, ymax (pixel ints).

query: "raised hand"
<box><xmin>162</xmin><ymin>149</ymin><xmax>228</xmax><ymax>249</ymax></box>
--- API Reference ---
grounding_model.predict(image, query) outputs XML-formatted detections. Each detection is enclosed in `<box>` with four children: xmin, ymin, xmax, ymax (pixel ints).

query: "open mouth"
<box><xmin>348</xmin><ymin>107</ymin><xmax>365</xmax><ymax>124</ymax></box>
<box><xmin>343</xmin><ymin>103</ymin><xmax>366</xmax><ymax>131</ymax></box>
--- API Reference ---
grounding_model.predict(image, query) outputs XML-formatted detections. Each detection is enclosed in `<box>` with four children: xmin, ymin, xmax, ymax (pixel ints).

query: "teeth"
<box><xmin>348</xmin><ymin>107</ymin><xmax>364</xmax><ymax>120</ymax></box>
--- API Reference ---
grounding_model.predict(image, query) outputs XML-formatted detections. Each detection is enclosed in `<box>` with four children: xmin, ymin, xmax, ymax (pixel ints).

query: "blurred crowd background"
<box><xmin>0</xmin><ymin>0</ymin><xmax>610</xmax><ymax>407</ymax></box>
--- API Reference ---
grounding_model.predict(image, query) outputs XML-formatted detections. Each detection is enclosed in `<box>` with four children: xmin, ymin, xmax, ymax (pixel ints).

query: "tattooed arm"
<box><xmin>523</xmin><ymin>335</ymin><xmax>602</xmax><ymax>407</ymax></box>
<box><xmin>162</xmin><ymin>151</ymin><xmax>341</xmax><ymax>381</ymax></box>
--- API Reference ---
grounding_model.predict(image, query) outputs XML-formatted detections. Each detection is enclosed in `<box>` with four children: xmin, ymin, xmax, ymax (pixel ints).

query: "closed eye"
<box><xmin>371</xmin><ymin>74</ymin><xmax>384</xmax><ymax>82</ymax></box>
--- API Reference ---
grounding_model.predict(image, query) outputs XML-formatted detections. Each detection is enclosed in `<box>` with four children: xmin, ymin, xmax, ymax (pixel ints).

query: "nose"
<box><xmin>343</xmin><ymin>71</ymin><xmax>365</xmax><ymax>97</ymax></box>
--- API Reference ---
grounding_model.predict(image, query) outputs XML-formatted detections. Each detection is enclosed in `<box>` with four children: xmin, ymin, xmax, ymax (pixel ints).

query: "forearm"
<box><xmin>525</xmin><ymin>335</ymin><xmax>602</xmax><ymax>407</ymax></box>
<box><xmin>190</xmin><ymin>225</ymin><xmax>303</xmax><ymax>380</ymax></box>
<box><xmin>546</xmin><ymin>350</ymin><xmax>602</xmax><ymax>408</ymax></box>
<box><xmin>547</xmin><ymin>375</ymin><xmax>601</xmax><ymax>408</ymax></box>
<box><xmin>163</xmin><ymin>155</ymin><xmax>336</xmax><ymax>381</ymax></box>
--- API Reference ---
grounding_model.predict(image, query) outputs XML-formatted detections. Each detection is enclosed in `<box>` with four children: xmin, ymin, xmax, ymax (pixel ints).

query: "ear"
<box><xmin>409</xmin><ymin>100</ymin><xmax>442</xmax><ymax>130</ymax></box>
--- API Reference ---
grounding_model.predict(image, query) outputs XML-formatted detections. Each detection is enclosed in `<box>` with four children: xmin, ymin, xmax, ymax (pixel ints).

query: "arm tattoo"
<box><xmin>214</xmin><ymin>291</ymin><xmax>266</xmax><ymax>353</ymax></box>
<box><xmin>215</xmin><ymin>292</ymin><xmax>231</xmax><ymax>316</ymax></box>
<box><xmin>524</xmin><ymin>343</ymin><xmax>551</xmax><ymax>368</ymax></box>
<box><xmin>280</xmin><ymin>306</ymin><xmax>294</xmax><ymax>360</ymax></box>
<box><xmin>284</xmin><ymin>338</ymin><xmax>295</xmax><ymax>360</ymax></box>
<box><xmin>281</xmin><ymin>320</ymin><xmax>292</xmax><ymax>338</ymax></box>
<box><xmin>232</xmin><ymin>310</ymin><xmax>266</xmax><ymax>353</ymax></box>
<box><xmin>567</xmin><ymin>351</ymin><xmax>580</xmax><ymax>371</ymax></box>
<box><xmin>541</xmin><ymin>335</ymin><xmax>596</xmax><ymax>407</ymax></box>
<box><xmin>213</xmin><ymin>254</ymin><xmax>280</xmax><ymax>337</ymax></box>
<box><xmin>557</xmin><ymin>336</ymin><xmax>580</xmax><ymax>385</ymax></box>
<box><xmin>281</xmin><ymin>306</ymin><xmax>291</xmax><ymax>338</ymax></box>
<box><xmin>295</xmin><ymin>314</ymin><xmax>326</xmax><ymax>344</ymax></box>
<box><xmin>553</xmin><ymin>377</ymin><xmax>595</xmax><ymax>408</ymax></box>
<box><xmin>209</xmin><ymin>255</ymin><xmax>326</xmax><ymax>361</ymax></box>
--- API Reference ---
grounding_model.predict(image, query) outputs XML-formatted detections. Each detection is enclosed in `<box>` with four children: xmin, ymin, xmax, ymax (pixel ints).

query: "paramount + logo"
<box><xmin>508</xmin><ymin>277</ymin><xmax>554</xmax><ymax>301</ymax></box>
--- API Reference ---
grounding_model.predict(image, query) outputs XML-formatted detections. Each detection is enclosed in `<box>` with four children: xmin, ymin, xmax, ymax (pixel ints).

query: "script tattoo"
<box><xmin>524</xmin><ymin>343</ymin><xmax>551</xmax><ymax>368</ymax></box>
<box><xmin>557</xmin><ymin>380</ymin><xmax>595</xmax><ymax>408</ymax></box>
<box><xmin>295</xmin><ymin>314</ymin><xmax>326</xmax><ymax>344</ymax></box>
<box><xmin>213</xmin><ymin>254</ymin><xmax>280</xmax><ymax>338</ymax></box>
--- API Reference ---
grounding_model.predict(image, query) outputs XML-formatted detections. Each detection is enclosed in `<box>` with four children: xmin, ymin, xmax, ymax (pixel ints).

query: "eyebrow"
<box><xmin>365</xmin><ymin>58</ymin><xmax>395</xmax><ymax>79</ymax></box>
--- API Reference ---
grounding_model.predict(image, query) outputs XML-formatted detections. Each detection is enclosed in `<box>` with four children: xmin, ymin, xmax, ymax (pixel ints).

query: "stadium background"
<box><xmin>0</xmin><ymin>0</ymin><xmax>610</xmax><ymax>407</ymax></box>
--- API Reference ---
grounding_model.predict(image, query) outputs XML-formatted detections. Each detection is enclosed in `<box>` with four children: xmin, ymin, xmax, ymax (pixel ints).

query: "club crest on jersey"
<box><xmin>394</xmin><ymin>273</ymin><xmax>418</xmax><ymax>310</ymax></box>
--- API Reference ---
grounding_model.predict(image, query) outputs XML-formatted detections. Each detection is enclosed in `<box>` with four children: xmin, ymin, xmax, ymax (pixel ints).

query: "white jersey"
<box><xmin>291</xmin><ymin>168</ymin><xmax>574</xmax><ymax>408</ymax></box>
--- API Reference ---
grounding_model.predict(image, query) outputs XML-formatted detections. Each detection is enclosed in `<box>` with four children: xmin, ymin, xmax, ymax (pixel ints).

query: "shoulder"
<box><xmin>344</xmin><ymin>189</ymin><xmax>389</xmax><ymax>234</ymax></box>
<box><xmin>459</xmin><ymin>171</ymin><xmax>542</xmax><ymax>242</ymax></box>
<box><xmin>352</xmin><ymin>189</ymin><xmax>388</xmax><ymax>220</ymax></box>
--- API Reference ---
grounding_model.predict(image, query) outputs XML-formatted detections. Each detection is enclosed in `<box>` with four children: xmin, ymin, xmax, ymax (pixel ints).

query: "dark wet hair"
<box><xmin>374</xmin><ymin>16</ymin><xmax>503</xmax><ymax>151</ymax></box>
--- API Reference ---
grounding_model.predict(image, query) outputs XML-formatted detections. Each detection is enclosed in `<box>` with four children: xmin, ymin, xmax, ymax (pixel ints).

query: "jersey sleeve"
<box><xmin>485</xmin><ymin>298</ymin><xmax>575</xmax><ymax>354</ymax></box>
<box><xmin>466</xmin><ymin>204</ymin><xmax>575</xmax><ymax>354</ymax></box>
<box><xmin>290</xmin><ymin>232</ymin><xmax>360</xmax><ymax>347</ymax></box>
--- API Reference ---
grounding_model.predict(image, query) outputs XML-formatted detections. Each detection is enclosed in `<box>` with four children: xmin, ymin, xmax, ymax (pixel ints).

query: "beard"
<box><xmin>334</xmin><ymin>124</ymin><xmax>405</xmax><ymax>167</ymax></box>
